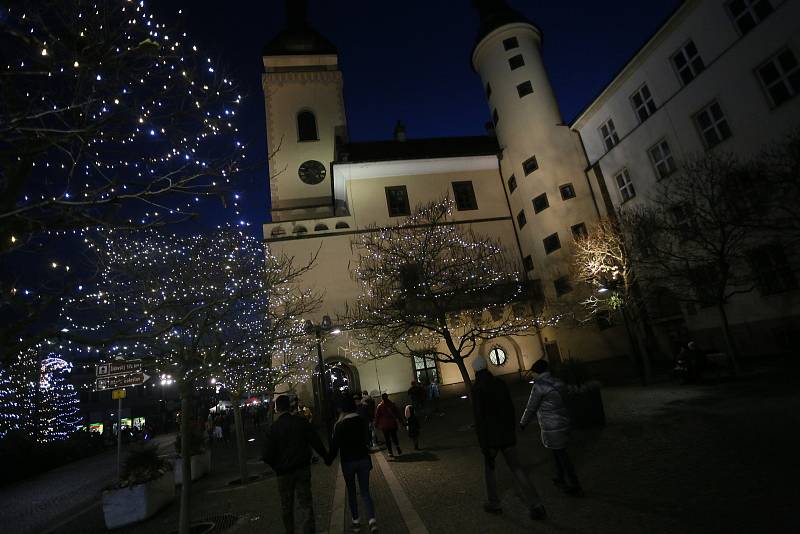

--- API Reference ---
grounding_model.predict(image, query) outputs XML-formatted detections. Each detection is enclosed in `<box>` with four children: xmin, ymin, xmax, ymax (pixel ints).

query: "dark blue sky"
<box><xmin>168</xmin><ymin>0</ymin><xmax>681</xmax><ymax>230</ymax></box>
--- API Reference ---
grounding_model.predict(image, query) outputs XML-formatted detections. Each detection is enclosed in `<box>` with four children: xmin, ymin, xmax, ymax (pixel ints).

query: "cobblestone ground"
<box><xmin>15</xmin><ymin>358</ymin><xmax>800</xmax><ymax>533</ymax></box>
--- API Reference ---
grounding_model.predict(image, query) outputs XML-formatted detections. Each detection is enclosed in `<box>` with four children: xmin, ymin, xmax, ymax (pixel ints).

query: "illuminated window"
<box><xmin>413</xmin><ymin>353</ymin><xmax>439</xmax><ymax>384</ymax></box>
<box><xmin>488</xmin><ymin>346</ymin><xmax>507</xmax><ymax>366</ymax></box>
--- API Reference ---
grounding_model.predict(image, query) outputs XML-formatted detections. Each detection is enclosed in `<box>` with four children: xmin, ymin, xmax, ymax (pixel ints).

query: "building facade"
<box><xmin>261</xmin><ymin>0</ymin><xmax>799</xmax><ymax>401</ymax></box>
<box><xmin>572</xmin><ymin>0</ymin><xmax>800</xmax><ymax>358</ymax></box>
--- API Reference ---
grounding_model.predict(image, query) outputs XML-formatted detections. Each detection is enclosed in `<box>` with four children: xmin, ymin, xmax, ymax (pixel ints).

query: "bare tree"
<box><xmin>0</xmin><ymin>0</ymin><xmax>245</xmax><ymax>361</ymax></box>
<box><xmin>343</xmin><ymin>199</ymin><xmax>536</xmax><ymax>397</ymax></box>
<box><xmin>625</xmin><ymin>152</ymin><xmax>771</xmax><ymax>375</ymax></box>
<box><xmin>64</xmin><ymin>229</ymin><xmax>315</xmax><ymax>534</ymax></box>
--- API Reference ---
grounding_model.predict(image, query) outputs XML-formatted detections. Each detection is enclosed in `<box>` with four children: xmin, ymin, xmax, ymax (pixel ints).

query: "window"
<box><xmin>509</xmin><ymin>54</ymin><xmax>524</xmax><ymax>70</ymax></box>
<box><xmin>486</xmin><ymin>82</ymin><xmax>492</xmax><ymax>99</ymax></box>
<box><xmin>488</xmin><ymin>346</ymin><xmax>508</xmax><ymax>366</ymax></box>
<box><xmin>314</xmin><ymin>223</ymin><xmax>329</xmax><ymax>231</ymax></box>
<box><xmin>517</xmin><ymin>209</ymin><xmax>527</xmax><ymax>229</ymax></box>
<box><xmin>748</xmin><ymin>244</ymin><xmax>798</xmax><ymax>295</ymax></box>
<box><xmin>452</xmin><ymin>181</ymin><xmax>478</xmax><ymax>211</ymax></box>
<box><xmin>503</xmin><ymin>36</ymin><xmax>519</xmax><ymax>51</ymax></box>
<box><xmin>335</xmin><ymin>221</ymin><xmax>350</xmax><ymax>229</ymax></box>
<box><xmin>571</xmin><ymin>223</ymin><xmax>588</xmax><ymax>239</ymax></box>
<box><xmin>630</xmin><ymin>84</ymin><xmax>657</xmax><ymax>123</ymax></box>
<box><xmin>615</xmin><ymin>168</ymin><xmax>636</xmax><ymax>202</ymax></box>
<box><xmin>522</xmin><ymin>155</ymin><xmax>538</xmax><ymax>175</ymax></box>
<box><xmin>757</xmin><ymin>48</ymin><xmax>800</xmax><ymax>107</ymax></box>
<box><xmin>517</xmin><ymin>81</ymin><xmax>533</xmax><ymax>98</ymax></box>
<box><xmin>507</xmin><ymin>174</ymin><xmax>517</xmax><ymax>193</ymax></box>
<box><xmin>559</xmin><ymin>183</ymin><xmax>576</xmax><ymax>200</ymax></box>
<box><xmin>671</xmin><ymin>40</ymin><xmax>705</xmax><ymax>85</ymax></box>
<box><xmin>599</xmin><ymin>118</ymin><xmax>619</xmax><ymax>150</ymax></box>
<box><xmin>492</xmin><ymin>108</ymin><xmax>499</xmax><ymax>126</ymax></box>
<box><xmin>270</xmin><ymin>226</ymin><xmax>286</xmax><ymax>237</ymax></box>
<box><xmin>694</xmin><ymin>100</ymin><xmax>732</xmax><ymax>148</ymax></box>
<box><xmin>543</xmin><ymin>233</ymin><xmax>561</xmax><ymax>254</ymax></box>
<box><xmin>293</xmin><ymin>225</ymin><xmax>307</xmax><ymax>234</ymax></box>
<box><xmin>726</xmin><ymin>0</ymin><xmax>773</xmax><ymax>35</ymax></box>
<box><xmin>648</xmin><ymin>139</ymin><xmax>677</xmax><ymax>179</ymax></box>
<box><xmin>554</xmin><ymin>276</ymin><xmax>573</xmax><ymax>297</ymax></box>
<box><xmin>523</xmin><ymin>255</ymin><xmax>534</xmax><ymax>272</ymax></box>
<box><xmin>413</xmin><ymin>353</ymin><xmax>439</xmax><ymax>384</ymax></box>
<box><xmin>297</xmin><ymin>110</ymin><xmax>318</xmax><ymax>141</ymax></box>
<box><xmin>385</xmin><ymin>186</ymin><xmax>410</xmax><ymax>217</ymax></box>
<box><xmin>532</xmin><ymin>193</ymin><xmax>549</xmax><ymax>213</ymax></box>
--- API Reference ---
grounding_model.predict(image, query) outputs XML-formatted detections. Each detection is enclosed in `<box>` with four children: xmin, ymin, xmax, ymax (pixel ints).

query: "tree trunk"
<box><xmin>716</xmin><ymin>304</ymin><xmax>741</xmax><ymax>376</ymax></box>
<box><xmin>453</xmin><ymin>358</ymin><xmax>473</xmax><ymax>398</ymax></box>
<box><xmin>622</xmin><ymin>306</ymin><xmax>652</xmax><ymax>385</ymax></box>
<box><xmin>178</xmin><ymin>384</ymin><xmax>192</xmax><ymax>534</ymax></box>
<box><xmin>230</xmin><ymin>392</ymin><xmax>248</xmax><ymax>484</ymax></box>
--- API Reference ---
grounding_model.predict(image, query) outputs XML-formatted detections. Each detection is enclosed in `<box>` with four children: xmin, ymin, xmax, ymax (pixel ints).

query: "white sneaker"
<box><xmin>369</xmin><ymin>518</ymin><xmax>378</xmax><ymax>533</ymax></box>
<box><xmin>351</xmin><ymin>518</ymin><xmax>361</xmax><ymax>532</ymax></box>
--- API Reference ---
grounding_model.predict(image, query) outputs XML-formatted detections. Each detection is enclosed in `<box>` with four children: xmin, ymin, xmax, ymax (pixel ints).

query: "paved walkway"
<box><xmin>17</xmin><ymin>359</ymin><xmax>800</xmax><ymax>533</ymax></box>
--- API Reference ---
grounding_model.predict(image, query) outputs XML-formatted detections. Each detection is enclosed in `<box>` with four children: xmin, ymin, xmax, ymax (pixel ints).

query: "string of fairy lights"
<box><xmin>3</xmin><ymin>0</ymin><xmax>249</xmax><ymax>302</ymax></box>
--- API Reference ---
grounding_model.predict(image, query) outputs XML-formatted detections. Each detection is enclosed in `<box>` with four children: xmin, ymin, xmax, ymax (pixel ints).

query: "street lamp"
<box><xmin>305</xmin><ymin>315</ymin><xmax>339</xmax><ymax>443</ymax></box>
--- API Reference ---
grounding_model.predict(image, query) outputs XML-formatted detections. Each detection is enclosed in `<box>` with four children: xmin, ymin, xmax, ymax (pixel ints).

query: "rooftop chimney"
<box><xmin>394</xmin><ymin>120</ymin><xmax>407</xmax><ymax>142</ymax></box>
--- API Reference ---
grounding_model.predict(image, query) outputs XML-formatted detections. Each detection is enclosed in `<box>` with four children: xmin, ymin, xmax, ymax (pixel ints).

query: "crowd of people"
<box><xmin>262</xmin><ymin>360</ymin><xmax>584</xmax><ymax>533</ymax></box>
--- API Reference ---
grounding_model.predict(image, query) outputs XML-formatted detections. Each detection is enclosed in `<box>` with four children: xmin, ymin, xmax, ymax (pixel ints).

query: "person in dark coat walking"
<box><xmin>472</xmin><ymin>356</ymin><xmax>545</xmax><ymax>520</ymax></box>
<box><xmin>327</xmin><ymin>396</ymin><xmax>379</xmax><ymax>533</ymax></box>
<box><xmin>520</xmin><ymin>359</ymin><xmax>583</xmax><ymax>497</ymax></box>
<box><xmin>263</xmin><ymin>395</ymin><xmax>330</xmax><ymax>534</ymax></box>
<box><xmin>404</xmin><ymin>404</ymin><xmax>421</xmax><ymax>450</ymax></box>
<box><xmin>373</xmin><ymin>393</ymin><xmax>403</xmax><ymax>457</ymax></box>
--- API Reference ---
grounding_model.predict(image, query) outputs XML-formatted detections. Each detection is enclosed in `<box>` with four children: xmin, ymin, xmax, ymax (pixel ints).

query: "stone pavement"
<box><xmin>42</xmin><ymin>360</ymin><xmax>800</xmax><ymax>533</ymax></box>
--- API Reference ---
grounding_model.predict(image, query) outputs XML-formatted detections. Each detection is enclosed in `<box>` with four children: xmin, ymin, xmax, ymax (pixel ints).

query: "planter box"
<box><xmin>174</xmin><ymin>449</ymin><xmax>211</xmax><ymax>484</ymax></box>
<box><xmin>102</xmin><ymin>472</ymin><xmax>173</xmax><ymax>529</ymax></box>
<box><xmin>566</xmin><ymin>387</ymin><xmax>606</xmax><ymax>428</ymax></box>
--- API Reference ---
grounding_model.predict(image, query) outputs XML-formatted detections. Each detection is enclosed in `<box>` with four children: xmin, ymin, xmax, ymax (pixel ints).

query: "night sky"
<box><xmin>165</xmin><ymin>0</ymin><xmax>681</xmax><ymax>231</ymax></box>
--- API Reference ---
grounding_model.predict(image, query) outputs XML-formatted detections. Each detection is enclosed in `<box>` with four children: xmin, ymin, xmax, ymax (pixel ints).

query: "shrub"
<box><xmin>118</xmin><ymin>443</ymin><xmax>170</xmax><ymax>488</ymax></box>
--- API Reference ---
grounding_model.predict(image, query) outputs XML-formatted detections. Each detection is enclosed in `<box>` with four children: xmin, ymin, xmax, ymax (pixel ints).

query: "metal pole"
<box><xmin>315</xmin><ymin>329</ymin><xmax>332</xmax><ymax>445</ymax></box>
<box><xmin>116</xmin><ymin>395</ymin><xmax>123</xmax><ymax>481</ymax></box>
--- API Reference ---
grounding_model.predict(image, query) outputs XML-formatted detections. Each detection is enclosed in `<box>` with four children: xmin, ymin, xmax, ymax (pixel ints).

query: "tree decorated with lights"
<box><xmin>0</xmin><ymin>0</ymin><xmax>245</xmax><ymax>362</ymax></box>
<box><xmin>64</xmin><ymin>228</ymin><xmax>315</xmax><ymax>534</ymax></box>
<box><xmin>344</xmin><ymin>199</ymin><xmax>537</xmax><ymax>396</ymax></box>
<box><xmin>0</xmin><ymin>347</ymin><xmax>80</xmax><ymax>443</ymax></box>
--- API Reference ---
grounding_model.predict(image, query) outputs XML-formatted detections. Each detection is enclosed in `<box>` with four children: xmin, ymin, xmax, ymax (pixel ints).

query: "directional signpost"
<box><xmin>95</xmin><ymin>360</ymin><xmax>151</xmax><ymax>479</ymax></box>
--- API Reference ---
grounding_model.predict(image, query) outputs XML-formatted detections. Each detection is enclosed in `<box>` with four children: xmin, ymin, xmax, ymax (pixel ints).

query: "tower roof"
<box><xmin>473</xmin><ymin>0</ymin><xmax>534</xmax><ymax>43</ymax></box>
<box><xmin>262</xmin><ymin>0</ymin><xmax>337</xmax><ymax>57</ymax></box>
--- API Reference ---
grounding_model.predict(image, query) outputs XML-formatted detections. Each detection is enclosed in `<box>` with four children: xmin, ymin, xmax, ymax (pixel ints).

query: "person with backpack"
<box><xmin>520</xmin><ymin>358</ymin><xmax>584</xmax><ymax>497</ymax></box>
<box><xmin>373</xmin><ymin>393</ymin><xmax>403</xmax><ymax>457</ymax></box>
<box><xmin>472</xmin><ymin>356</ymin><xmax>546</xmax><ymax>520</ymax></box>
<box><xmin>327</xmin><ymin>396</ymin><xmax>379</xmax><ymax>533</ymax></box>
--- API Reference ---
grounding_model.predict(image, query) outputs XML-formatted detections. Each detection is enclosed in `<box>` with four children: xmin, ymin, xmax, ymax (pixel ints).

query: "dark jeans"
<box><xmin>484</xmin><ymin>446</ymin><xmax>541</xmax><ymax>509</ymax></box>
<box><xmin>382</xmin><ymin>428</ymin><xmax>401</xmax><ymax>454</ymax></box>
<box><xmin>552</xmin><ymin>448</ymin><xmax>581</xmax><ymax>489</ymax></box>
<box><xmin>277</xmin><ymin>466</ymin><xmax>315</xmax><ymax>534</ymax></box>
<box><xmin>341</xmin><ymin>457</ymin><xmax>375</xmax><ymax>521</ymax></box>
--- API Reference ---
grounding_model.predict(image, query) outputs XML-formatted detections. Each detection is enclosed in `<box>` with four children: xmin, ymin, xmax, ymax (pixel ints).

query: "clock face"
<box><xmin>298</xmin><ymin>160</ymin><xmax>326</xmax><ymax>185</ymax></box>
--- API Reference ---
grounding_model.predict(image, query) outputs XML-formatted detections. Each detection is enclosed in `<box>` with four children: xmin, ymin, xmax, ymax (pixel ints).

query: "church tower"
<box><xmin>262</xmin><ymin>0</ymin><xmax>347</xmax><ymax>222</ymax></box>
<box><xmin>472</xmin><ymin>0</ymin><xmax>601</xmax><ymax>297</ymax></box>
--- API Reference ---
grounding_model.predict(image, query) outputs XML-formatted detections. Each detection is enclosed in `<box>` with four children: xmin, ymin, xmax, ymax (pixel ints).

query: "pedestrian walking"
<box><xmin>373</xmin><ymin>393</ymin><xmax>403</xmax><ymax>457</ymax></box>
<box><xmin>262</xmin><ymin>395</ymin><xmax>330</xmax><ymax>534</ymax></box>
<box><xmin>427</xmin><ymin>378</ymin><xmax>441</xmax><ymax>416</ymax></box>
<box><xmin>407</xmin><ymin>380</ymin><xmax>426</xmax><ymax>417</ymax></box>
<box><xmin>520</xmin><ymin>359</ymin><xmax>584</xmax><ymax>497</ymax></box>
<box><xmin>404</xmin><ymin>404</ymin><xmax>421</xmax><ymax>450</ymax></box>
<box><xmin>362</xmin><ymin>391</ymin><xmax>378</xmax><ymax>446</ymax></box>
<box><xmin>472</xmin><ymin>355</ymin><xmax>546</xmax><ymax>520</ymax></box>
<box><xmin>213</xmin><ymin>414</ymin><xmax>223</xmax><ymax>442</ymax></box>
<box><xmin>327</xmin><ymin>396</ymin><xmax>379</xmax><ymax>533</ymax></box>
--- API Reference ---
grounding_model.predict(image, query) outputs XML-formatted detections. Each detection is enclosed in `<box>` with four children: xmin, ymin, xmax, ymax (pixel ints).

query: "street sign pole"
<box><xmin>117</xmin><ymin>394</ymin><xmax>122</xmax><ymax>480</ymax></box>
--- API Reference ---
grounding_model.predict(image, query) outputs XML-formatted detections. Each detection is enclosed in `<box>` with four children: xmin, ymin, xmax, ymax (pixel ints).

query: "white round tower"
<box><xmin>472</xmin><ymin>0</ymin><xmax>601</xmax><ymax>295</ymax></box>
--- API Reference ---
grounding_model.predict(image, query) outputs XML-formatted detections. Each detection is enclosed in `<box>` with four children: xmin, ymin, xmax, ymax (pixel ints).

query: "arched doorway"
<box><xmin>312</xmin><ymin>358</ymin><xmax>361</xmax><ymax>426</ymax></box>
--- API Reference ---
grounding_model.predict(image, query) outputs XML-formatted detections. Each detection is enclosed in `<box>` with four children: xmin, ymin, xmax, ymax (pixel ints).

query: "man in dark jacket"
<box><xmin>263</xmin><ymin>395</ymin><xmax>329</xmax><ymax>534</ymax></box>
<box><xmin>471</xmin><ymin>356</ymin><xmax>546</xmax><ymax>520</ymax></box>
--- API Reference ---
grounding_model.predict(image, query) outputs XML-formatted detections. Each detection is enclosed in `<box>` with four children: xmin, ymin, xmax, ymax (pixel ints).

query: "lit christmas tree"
<box><xmin>63</xmin><ymin>228</ymin><xmax>316</xmax><ymax>534</ymax></box>
<box><xmin>0</xmin><ymin>0</ymin><xmax>245</xmax><ymax>361</ymax></box>
<box><xmin>0</xmin><ymin>348</ymin><xmax>80</xmax><ymax>442</ymax></box>
<box><xmin>345</xmin><ymin>198</ymin><xmax>541</xmax><ymax>395</ymax></box>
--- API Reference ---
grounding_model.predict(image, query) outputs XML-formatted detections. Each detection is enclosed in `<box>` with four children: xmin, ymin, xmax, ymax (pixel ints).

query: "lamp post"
<box><xmin>305</xmin><ymin>315</ymin><xmax>338</xmax><ymax>444</ymax></box>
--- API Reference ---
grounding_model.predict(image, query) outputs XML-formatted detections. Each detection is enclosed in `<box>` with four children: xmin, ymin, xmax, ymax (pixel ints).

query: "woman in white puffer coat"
<box><xmin>520</xmin><ymin>359</ymin><xmax>584</xmax><ymax>496</ymax></box>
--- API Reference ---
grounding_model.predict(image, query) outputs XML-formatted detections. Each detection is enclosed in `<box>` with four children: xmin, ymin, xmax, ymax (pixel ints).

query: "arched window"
<box><xmin>270</xmin><ymin>226</ymin><xmax>286</xmax><ymax>237</ymax></box>
<box><xmin>314</xmin><ymin>223</ymin><xmax>329</xmax><ymax>231</ymax></box>
<box><xmin>335</xmin><ymin>221</ymin><xmax>350</xmax><ymax>229</ymax></box>
<box><xmin>293</xmin><ymin>225</ymin><xmax>308</xmax><ymax>234</ymax></box>
<box><xmin>297</xmin><ymin>110</ymin><xmax>318</xmax><ymax>142</ymax></box>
